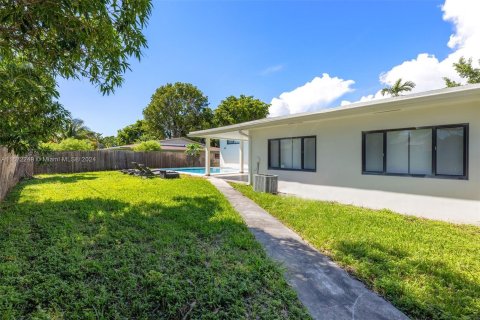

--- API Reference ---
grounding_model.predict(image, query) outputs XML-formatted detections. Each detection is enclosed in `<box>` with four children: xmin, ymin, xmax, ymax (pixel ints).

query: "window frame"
<box><xmin>268</xmin><ymin>135</ymin><xmax>317</xmax><ymax>172</ymax></box>
<box><xmin>362</xmin><ymin>124</ymin><xmax>469</xmax><ymax>180</ymax></box>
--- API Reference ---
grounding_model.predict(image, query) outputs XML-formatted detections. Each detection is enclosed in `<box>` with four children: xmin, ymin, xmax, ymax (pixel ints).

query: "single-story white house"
<box><xmin>189</xmin><ymin>85</ymin><xmax>480</xmax><ymax>225</ymax></box>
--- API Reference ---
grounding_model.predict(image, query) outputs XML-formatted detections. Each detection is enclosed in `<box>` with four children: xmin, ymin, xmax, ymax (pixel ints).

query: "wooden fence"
<box><xmin>33</xmin><ymin>150</ymin><xmax>218</xmax><ymax>174</ymax></box>
<box><xmin>0</xmin><ymin>147</ymin><xmax>34</xmax><ymax>201</ymax></box>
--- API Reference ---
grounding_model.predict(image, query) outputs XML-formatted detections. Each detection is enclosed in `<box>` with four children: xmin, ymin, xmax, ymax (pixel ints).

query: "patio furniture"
<box><xmin>121</xmin><ymin>162</ymin><xmax>179</xmax><ymax>179</ymax></box>
<box><xmin>120</xmin><ymin>162</ymin><xmax>139</xmax><ymax>174</ymax></box>
<box><xmin>141</xmin><ymin>166</ymin><xmax>180</xmax><ymax>179</ymax></box>
<box><xmin>139</xmin><ymin>165</ymin><xmax>159</xmax><ymax>178</ymax></box>
<box><xmin>134</xmin><ymin>162</ymin><xmax>155</xmax><ymax>176</ymax></box>
<box><xmin>122</xmin><ymin>162</ymin><xmax>150</xmax><ymax>176</ymax></box>
<box><xmin>157</xmin><ymin>169</ymin><xmax>180</xmax><ymax>179</ymax></box>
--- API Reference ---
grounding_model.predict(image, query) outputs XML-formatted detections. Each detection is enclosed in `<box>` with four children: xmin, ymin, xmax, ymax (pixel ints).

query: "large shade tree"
<box><xmin>0</xmin><ymin>59</ymin><xmax>69</xmax><ymax>154</ymax></box>
<box><xmin>0</xmin><ymin>0</ymin><xmax>152</xmax><ymax>154</ymax></box>
<box><xmin>98</xmin><ymin>136</ymin><xmax>118</xmax><ymax>149</ymax></box>
<box><xmin>143</xmin><ymin>82</ymin><xmax>213</xmax><ymax>139</ymax></box>
<box><xmin>0</xmin><ymin>0</ymin><xmax>152</xmax><ymax>94</ymax></box>
<box><xmin>213</xmin><ymin>95</ymin><xmax>269</xmax><ymax>127</ymax></box>
<box><xmin>116</xmin><ymin>120</ymin><xmax>154</xmax><ymax>145</ymax></box>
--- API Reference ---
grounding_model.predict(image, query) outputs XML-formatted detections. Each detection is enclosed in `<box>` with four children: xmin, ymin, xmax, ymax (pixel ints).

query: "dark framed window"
<box><xmin>268</xmin><ymin>136</ymin><xmax>316</xmax><ymax>171</ymax></box>
<box><xmin>362</xmin><ymin>124</ymin><xmax>468</xmax><ymax>179</ymax></box>
<box><xmin>226</xmin><ymin>140</ymin><xmax>240</xmax><ymax>145</ymax></box>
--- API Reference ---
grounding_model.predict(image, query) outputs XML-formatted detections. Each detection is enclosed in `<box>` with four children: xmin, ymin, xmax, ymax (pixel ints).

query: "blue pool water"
<box><xmin>165</xmin><ymin>167</ymin><xmax>238</xmax><ymax>175</ymax></box>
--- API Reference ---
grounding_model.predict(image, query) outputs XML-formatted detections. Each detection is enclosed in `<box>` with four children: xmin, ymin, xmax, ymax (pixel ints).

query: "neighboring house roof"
<box><xmin>161</xmin><ymin>145</ymin><xmax>220</xmax><ymax>152</ymax></box>
<box><xmin>159</xmin><ymin>137</ymin><xmax>203</xmax><ymax>147</ymax></box>
<box><xmin>189</xmin><ymin>84</ymin><xmax>480</xmax><ymax>140</ymax></box>
<box><xmin>103</xmin><ymin>137</ymin><xmax>219</xmax><ymax>151</ymax></box>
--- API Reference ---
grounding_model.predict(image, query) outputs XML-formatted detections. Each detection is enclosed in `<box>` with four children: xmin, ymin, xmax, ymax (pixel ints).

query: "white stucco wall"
<box><xmin>220</xmin><ymin>140</ymin><xmax>249</xmax><ymax>170</ymax></box>
<box><xmin>249</xmin><ymin>101</ymin><xmax>480</xmax><ymax>225</ymax></box>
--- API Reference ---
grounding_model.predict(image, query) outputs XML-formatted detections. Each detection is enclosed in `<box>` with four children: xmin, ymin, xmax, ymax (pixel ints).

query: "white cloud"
<box><xmin>341</xmin><ymin>90</ymin><xmax>387</xmax><ymax>106</ymax></box>
<box><xmin>260</xmin><ymin>64</ymin><xmax>284</xmax><ymax>76</ymax></box>
<box><xmin>269</xmin><ymin>73</ymin><xmax>355</xmax><ymax>117</ymax></box>
<box><xmin>376</xmin><ymin>0</ymin><xmax>480</xmax><ymax>95</ymax></box>
<box><xmin>269</xmin><ymin>0</ymin><xmax>480</xmax><ymax>113</ymax></box>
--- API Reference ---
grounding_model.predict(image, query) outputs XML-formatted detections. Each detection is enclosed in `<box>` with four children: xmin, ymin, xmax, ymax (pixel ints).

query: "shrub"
<box><xmin>185</xmin><ymin>143</ymin><xmax>202</xmax><ymax>158</ymax></box>
<box><xmin>133</xmin><ymin>140</ymin><xmax>161</xmax><ymax>152</ymax></box>
<box><xmin>185</xmin><ymin>143</ymin><xmax>202</xmax><ymax>166</ymax></box>
<box><xmin>41</xmin><ymin>138</ymin><xmax>95</xmax><ymax>151</ymax></box>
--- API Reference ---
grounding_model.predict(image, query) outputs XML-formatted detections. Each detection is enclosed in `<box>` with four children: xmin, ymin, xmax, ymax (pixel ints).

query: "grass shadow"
<box><xmin>28</xmin><ymin>174</ymin><xmax>99</xmax><ymax>185</ymax></box>
<box><xmin>0</xmin><ymin>190</ymin><xmax>310</xmax><ymax>319</ymax></box>
<box><xmin>334</xmin><ymin>240</ymin><xmax>480</xmax><ymax>319</ymax></box>
<box><xmin>245</xmin><ymin>227</ymin><xmax>409</xmax><ymax>320</ymax></box>
<box><xmin>230</xmin><ymin>182</ymin><xmax>480</xmax><ymax>319</ymax></box>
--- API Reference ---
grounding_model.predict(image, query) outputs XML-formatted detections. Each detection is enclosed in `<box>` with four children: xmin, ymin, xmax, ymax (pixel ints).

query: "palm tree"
<box><xmin>52</xmin><ymin>118</ymin><xmax>99</xmax><ymax>147</ymax></box>
<box><xmin>381</xmin><ymin>78</ymin><xmax>416</xmax><ymax>97</ymax></box>
<box><xmin>185</xmin><ymin>143</ymin><xmax>202</xmax><ymax>166</ymax></box>
<box><xmin>59</xmin><ymin>118</ymin><xmax>93</xmax><ymax>140</ymax></box>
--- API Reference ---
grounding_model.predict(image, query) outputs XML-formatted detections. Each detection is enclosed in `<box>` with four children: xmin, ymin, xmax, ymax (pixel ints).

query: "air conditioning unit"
<box><xmin>253</xmin><ymin>174</ymin><xmax>278</xmax><ymax>194</ymax></box>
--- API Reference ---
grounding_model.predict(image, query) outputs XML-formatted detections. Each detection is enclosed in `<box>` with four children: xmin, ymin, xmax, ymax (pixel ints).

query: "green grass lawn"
<box><xmin>0</xmin><ymin>172</ymin><xmax>311</xmax><ymax>319</ymax></box>
<box><xmin>231</xmin><ymin>183</ymin><xmax>480</xmax><ymax>320</ymax></box>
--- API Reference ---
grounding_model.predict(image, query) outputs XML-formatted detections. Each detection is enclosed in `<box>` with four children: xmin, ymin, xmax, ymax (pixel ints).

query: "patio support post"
<box><xmin>205</xmin><ymin>137</ymin><xmax>211</xmax><ymax>176</ymax></box>
<box><xmin>239</xmin><ymin>140</ymin><xmax>244</xmax><ymax>173</ymax></box>
<box><xmin>248</xmin><ymin>134</ymin><xmax>253</xmax><ymax>185</ymax></box>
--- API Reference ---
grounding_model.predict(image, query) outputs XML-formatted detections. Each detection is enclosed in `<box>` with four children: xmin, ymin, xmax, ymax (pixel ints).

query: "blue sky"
<box><xmin>58</xmin><ymin>0</ymin><xmax>461</xmax><ymax>136</ymax></box>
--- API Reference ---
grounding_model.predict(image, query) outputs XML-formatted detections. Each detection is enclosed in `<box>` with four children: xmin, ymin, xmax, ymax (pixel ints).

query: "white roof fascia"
<box><xmin>188</xmin><ymin>84</ymin><xmax>480</xmax><ymax>139</ymax></box>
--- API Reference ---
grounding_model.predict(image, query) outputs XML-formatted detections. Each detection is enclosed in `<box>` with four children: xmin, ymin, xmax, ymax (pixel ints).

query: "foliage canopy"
<box><xmin>185</xmin><ymin>143</ymin><xmax>202</xmax><ymax>158</ymax></box>
<box><xmin>41</xmin><ymin>138</ymin><xmax>94</xmax><ymax>151</ymax></box>
<box><xmin>99</xmin><ymin>136</ymin><xmax>118</xmax><ymax>149</ymax></box>
<box><xmin>0</xmin><ymin>0</ymin><xmax>152</xmax><ymax>94</ymax></box>
<box><xmin>132</xmin><ymin>140</ymin><xmax>161</xmax><ymax>152</ymax></box>
<box><xmin>117</xmin><ymin>120</ymin><xmax>153</xmax><ymax>145</ymax></box>
<box><xmin>0</xmin><ymin>59</ymin><xmax>69</xmax><ymax>154</ymax></box>
<box><xmin>444</xmin><ymin>57</ymin><xmax>480</xmax><ymax>87</ymax></box>
<box><xmin>185</xmin><ymin>143</ymin><xmax>203</xmax><ymax>166</ymax></box>
<box><xmin>213</xmin><ymin>95</ymin><xmax>269</xmax><ymax>127</ymax></box>
<box><xmin>0</xmin><ymin>0</ymin><xmax>152</xmax><ymax>154</ymax></box>
<box><xmin>143</xmin><ymin>83</ymin><xmax>213</xmax><ymax>139</ymax></box>
<box><xmin>57</xmin><ymin>118</ymin><xmax>97</xmax><ymax>141</ymax></box>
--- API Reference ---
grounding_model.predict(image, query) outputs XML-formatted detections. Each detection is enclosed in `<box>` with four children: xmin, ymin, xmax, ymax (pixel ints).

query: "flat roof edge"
<box><xmin>189</xmin><ymin>84</ymin><xmax>480</xmax><ymax>137</ymax></box>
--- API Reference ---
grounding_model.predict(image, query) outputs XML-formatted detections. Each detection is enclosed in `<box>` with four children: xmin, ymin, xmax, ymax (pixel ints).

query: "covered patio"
<box><xmin>189</xmin><ymin>127</ymin><xmax>250</xmax><ymax>180</ymax></box>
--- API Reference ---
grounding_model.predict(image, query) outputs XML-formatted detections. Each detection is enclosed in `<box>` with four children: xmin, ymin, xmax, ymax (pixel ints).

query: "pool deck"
<box><xmin>158</xmin><ymin>167</ymin><xmax>241</xmax><ymax>176</ymax></box>
<box><xmin>160</xmin><ymin>167</ymin><xmax>249</xmax><ymax>181</ymax></box>
<box><xmin>213</xmin><ymin>173</ymin><xmax>249</xmax><ymax>183</ymax></box>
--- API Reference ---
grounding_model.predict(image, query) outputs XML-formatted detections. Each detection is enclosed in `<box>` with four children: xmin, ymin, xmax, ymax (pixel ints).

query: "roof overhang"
<box><xmin>188</xmin><ymin>84</ymin><xmax>480</xmax><ymax>140</ymax></box>
<box><xmin>190</xmin><ymin>130</ymin><xmax>250</xmax><ymax>140</ymax></box>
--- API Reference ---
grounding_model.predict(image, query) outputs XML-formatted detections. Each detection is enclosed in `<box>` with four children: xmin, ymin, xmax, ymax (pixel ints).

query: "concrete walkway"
<box><xmin>209</xmin><ymin>177</ymin><xmax>409</xmax><ymax>320</ymax></box>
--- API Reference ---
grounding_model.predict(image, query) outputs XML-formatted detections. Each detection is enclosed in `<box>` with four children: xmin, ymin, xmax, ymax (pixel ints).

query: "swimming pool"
<box><xmin>165</xmin><ymin>167</ymin><xmax>239</xmax><ymax>175</ymax></box>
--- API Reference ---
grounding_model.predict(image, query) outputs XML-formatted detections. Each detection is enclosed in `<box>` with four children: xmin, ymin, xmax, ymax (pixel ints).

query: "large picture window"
<box><xmin>362</xmin><ymin>124</ymin><xmax>468</xmax><ymax>179</ymax></box>
<box><xmin>268</xmin><ymin>136</ymin><xmax>316</xmax><ymax>171</ymax></box>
